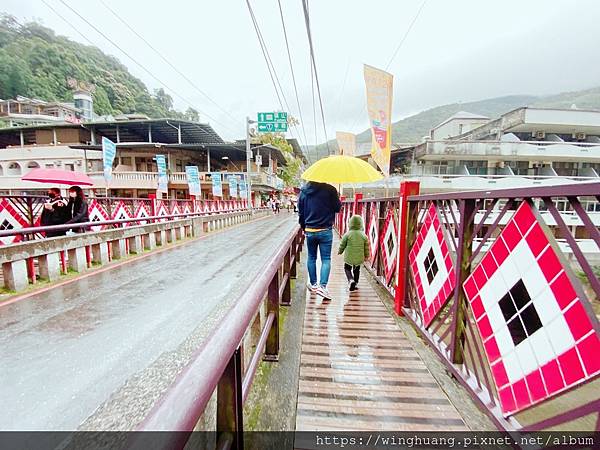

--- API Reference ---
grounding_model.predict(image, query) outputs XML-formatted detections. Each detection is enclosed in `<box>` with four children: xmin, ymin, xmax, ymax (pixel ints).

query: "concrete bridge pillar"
<box><xmin>2</xmin><ymin>260</ymin><xmax>28</xmax><ymax>291</ymax></box>
<box><xmin>144</xmin><ymin>232</ymin><xmax>157</xmax><ymax>251</ymax></box>
<box><xmin>156</xmin><ymin>230</ymin><xmax>167</xmax><ymax>246</ymax></box>
<box><xmin>167</xmin><ymin>227</ymin><xmax>176</xmax><ymax>243</ymax></box>
<box><xmin>128</xmin><ymin>235</ymin><xmax>143</xmax><ymax>254</ymax></box>
<box><xmin>68</xmin><ymin>247</ymin><xmax>87</xmax><ymax>273</ymax></box>
<box><xmin>91</xmin><ymin>243</ymin><xmax>109</xmax><ymax>266</ymax></box>
<box><xmin>111</xmin><ymin>239</ymin><xmax>127</xmax><ymax>259</ymax></box>
<box><xmin>39</xmin><ymin>252</ymin><xmax>61</xmax><ymax>281</ymax></box>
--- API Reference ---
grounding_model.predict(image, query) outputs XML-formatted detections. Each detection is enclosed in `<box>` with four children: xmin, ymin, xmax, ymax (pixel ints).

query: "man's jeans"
<box><xmin>305</xmin><ymin>229</ymin><xmax>333</xmax><ymax>287</ymax></box>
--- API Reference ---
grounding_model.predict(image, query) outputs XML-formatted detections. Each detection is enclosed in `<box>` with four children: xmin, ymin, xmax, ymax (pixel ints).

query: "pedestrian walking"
<box><xmin>338</xmin><ymin>215</ymin><xmax>369</xmax><ymax>291</ymax></box>
<box><xmin>40</xmin><ymin>187</ymin><xmax>69</xmax><ymax>237</ymax></box>
<box><xmin>298</xmin><ymin>181</ymin><xmax>341</xmax><ymax>300</ymax></box>
<box><xmin>65</xmin><ymin>186</ymin><xmax>90</xmax><ymax>233</ymax></box>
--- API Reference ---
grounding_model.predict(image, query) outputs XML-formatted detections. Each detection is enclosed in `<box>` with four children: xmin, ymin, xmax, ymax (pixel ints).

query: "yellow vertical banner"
<box><xmin>363</xmin><ymin>64</ymin><xmax>393</xmax><ymax>177</ymax></box>
<box><xmin>336</xmin><ymin>131</ymin><xmax>356</xmax><ymax>156</ymax></box>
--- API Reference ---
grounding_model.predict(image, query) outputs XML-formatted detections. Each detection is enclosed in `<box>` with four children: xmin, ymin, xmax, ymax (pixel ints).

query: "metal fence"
<box><xmin>337</xmin><ymin>182</ymin><xmax>600</xmax><ymax>432</ymax></box>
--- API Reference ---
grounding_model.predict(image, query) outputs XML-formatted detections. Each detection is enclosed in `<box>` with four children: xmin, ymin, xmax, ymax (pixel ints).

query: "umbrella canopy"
<box><xmin>22</xmin><ymin>168</ymin><xmax>95</xmax><ymax>186</ymax></box>
<box><xmin>301</xmin><ymin>155</ymin><xmax>384</xmax><ymax>184</ymax></box>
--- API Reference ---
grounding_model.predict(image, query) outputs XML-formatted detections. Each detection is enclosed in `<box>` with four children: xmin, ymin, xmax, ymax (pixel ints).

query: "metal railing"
<box><xmin>131</xmin><ymin>225</ymin><xmax>303</xmax><ymax>450</ymax></box>
<box><xmin>337</xmin><ymin>182</ymin><xmax>600</xmax><ymax>432</ymax></box>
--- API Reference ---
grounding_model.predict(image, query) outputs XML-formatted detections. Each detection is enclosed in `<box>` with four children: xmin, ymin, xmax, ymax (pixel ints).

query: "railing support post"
<box><xmin>394</xmin><ymin>181</ymin><xmax>420</xmax><ymax>315</ymax></box>
<box><xmin>353</xmin><ymin>193</ymin><xmax>363</xmax><ymax>215</ymax></box>
<box><xmin>282</xmin><ymin>251</ymin><xmax>291</xmax><ymax>306</ymax></box>
<box><xmin>264</xmin><ymin>273</ymin><xmax>280</xmax><ymax>361</ymax></box>
<box><xmin>290</xmin><ymin>234</ymin><xmax>298</xmax><ymax>279</ymax></box>
<box><xmin>217</xmin><ymin>347</ymin><xmax>243</xmax><ymax>450</ymax></box>
<box><xmin>450</xmin><ymin>198</ymin><xmax>476</xmax><ymax>364</ymax></box>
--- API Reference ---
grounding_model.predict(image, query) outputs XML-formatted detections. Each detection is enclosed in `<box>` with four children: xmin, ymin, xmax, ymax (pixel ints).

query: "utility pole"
<box><xmin>246</xmin><ymin>116</ymin><xmax>255</xmax><ymax>208</ymax></box>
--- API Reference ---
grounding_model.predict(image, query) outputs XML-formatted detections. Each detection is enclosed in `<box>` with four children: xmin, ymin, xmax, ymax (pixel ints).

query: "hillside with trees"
<box><xmin>0</xmin><ymin>14</ymin><xmax>197</xmax><ymax>120</ymax></box>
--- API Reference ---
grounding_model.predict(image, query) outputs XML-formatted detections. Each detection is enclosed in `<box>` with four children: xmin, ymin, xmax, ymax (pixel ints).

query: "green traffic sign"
<box><xmin>257</xmin><ymin>111</ymin><xmax>288</xmax><ymax>132</ymax></box>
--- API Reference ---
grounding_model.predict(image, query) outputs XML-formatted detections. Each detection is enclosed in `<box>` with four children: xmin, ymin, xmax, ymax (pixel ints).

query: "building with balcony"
<box><xmin>0</xmin><ymin>118</ymin><xmax>292</xmax><ymax>202</ymax></box>
<box><xmin>357</xmin><ymin>106</ymin><xmax>600</xmax><ymax>193</ymax></box>
<box><xmin>0</xmin><ymin>95</ymin><xmax>84</xmax><ymax>127</ymax></box>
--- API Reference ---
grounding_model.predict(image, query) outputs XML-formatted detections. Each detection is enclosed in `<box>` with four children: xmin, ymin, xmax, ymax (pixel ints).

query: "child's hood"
<box><xmin>348</xmin><ymin>214</ymin><xmax>363</xmax><ymax>230</ymax></box>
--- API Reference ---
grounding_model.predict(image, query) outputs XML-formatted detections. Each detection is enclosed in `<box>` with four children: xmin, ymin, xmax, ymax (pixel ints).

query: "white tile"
<box><xmin>495</xmin><ymin>326</ymin><xmax>515</xmax><ymax>357</ymax></box>
<box><xmin>503</xmin><ymin>350</ymin><xmax>523</xmax><ymax>384</ymax></box>
<box><xmin>499</xmin><ymin>259</ymin><xmax>521</xmax><ymax>293</ymax></box>
<box><xmin>522</xmin><ymin>263</ymin><xmax>548</xmax><ymax>300</ymax></box>
<box><xmin>487</xmin><ymin>303</ymin><xmax>507</xmax><ymax>333</ymax></box>
<box><xmin>546</xmin><ymin>316</ymin><xmax>575</xmax><ymax>357</ymax></box>
<box><xmin>532</xmin><ymin>287</ymin><xmax>561</xmax><ymax>326</ymax></box>
<box><xmin>528</xmin><ymin>329</ymin><xmax>555</xmax><ymax>367</ymax></box>
<box><xmin>515</xmin><ymin>340</ymin><xmax>538</xmax><ymax>376</ymax></box>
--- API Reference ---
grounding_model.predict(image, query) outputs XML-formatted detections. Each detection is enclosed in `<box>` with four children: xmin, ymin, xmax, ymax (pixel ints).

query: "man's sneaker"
<box><xmin>349</xmin><ymin>280</ymin><xmax>357</xmax><ymax>291</ymax></box>
<box><xmin>307</xmin><ymin>282</ymin><xmax>318</xmax><ymax>293</ymax></box>
<box><xmin>316</xmin><ymin>285</ymin><xmax>332</xmax><ymax>300</ymax></box>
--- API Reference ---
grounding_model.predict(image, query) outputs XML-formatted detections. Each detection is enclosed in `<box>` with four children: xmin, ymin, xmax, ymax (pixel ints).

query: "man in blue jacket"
<box><xmin>298</xmin><ymin>181</ymin><xmax>342</xmax><ymax>300</ymax></box>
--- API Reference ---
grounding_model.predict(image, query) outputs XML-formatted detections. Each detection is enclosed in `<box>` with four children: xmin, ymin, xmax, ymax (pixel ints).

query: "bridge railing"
<box><xmin>0</xmin><ymin>208</ymin><xmax>267</xmax><ymax>293</ymax></box>
<box><xmin>0</xmin><ymin>195</ymin><xmax>249</xmax><ymax>245</ymax></box>
<box><xmin>131</xmin><ymin>225</ymin><xmax>303</xmax><ymax>450</ymax></box>
<box><xmin>337</xmin><ymin>181</ymin><xmax>600</xmax><ymax>432</ymax></box>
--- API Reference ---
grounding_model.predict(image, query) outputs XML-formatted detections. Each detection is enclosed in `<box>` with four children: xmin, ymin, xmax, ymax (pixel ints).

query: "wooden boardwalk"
<box><xmin>295</xmin><ymin>243</ymin><xmax>468</xmax><ymax>432</ymax></box>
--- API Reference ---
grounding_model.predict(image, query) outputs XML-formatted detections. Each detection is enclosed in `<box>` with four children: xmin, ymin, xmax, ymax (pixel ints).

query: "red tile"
<box><xmin>481</xmin><ymin>253</ymin><xmax>498</xmax><ymax>279</ymax></box>
<box><xmin>541</xmin><ymin>359</ymin><xmax>565</xmax><ymax>394</ymax></box>
<box><xmin>463</xmin><ymin>277</ymin><xmax>477</xmax><ymax>300</ymax></box>
<box><xmin>512</xmin><ymin>379</ymin><xmax>531</xmax><ymax>410</ymax></box>
<box><xmin>485</xmin><ymin>337</ymin><xmax>501</xmax><ymax>364</ymax></box>
<box><xmin>576</xmin><ymin>333</ymin><xmax>600</xmax><ymax>377</ymax></box>
<box><xmin>470</xmin><ymin>295</ymin><xmax>485</xmax><ymax>320</ymax></box>
<box><xmin>491</xmin><ymin>237</ymin><xmax>510</xmax><ymax>266</ymax></box>
<box><xmin>564</xmin><ymin>301</ymin><xmax>593</xmax><ymax>341</ymax></box>
<box><xmin>525</xmin><ymin>224</ymin><xmax>549</xmax><ymax>258</ymax></box>
<box><xmin>472</xmin><ymin>267</ymin><xmax>488</xmax><ymax>290</ymax></box>
<box><xmin>501</xmin><ymin>221</ymin><xmax>521</xmax><ymax>249</ymax></box>
<box><xmin>514</xmin><ymin>203</ymin><xmax>536</xmax><ymax>236</ymax></box>
<box><xmin>558</xmin><ymin>347</ymin><xmax>585</xmax><ymax>385</ymax></box>
<box><xmin>538</xmin><ymin>247</ymin><xmax>563</xmax><ymax>283</ymax></box>
<box><xmin>477</xmin><ymin>315</ymin><xmax>493</xmax><ymax>339</ymax></box>
<box><xmin>525</xmin><ymin>369</ymin><xmax>547</xmax><ymax>402</ymax></box>
<box><xmin>550</xmin><ymin>272</ymin><xmax>577</xmax><ymax>310</ymax></box>
<box><xmin>445</xmin><ymin>254</ymin><xmax>453</xmax><ymax>271</ymax></box>
<box><xmin>498</xmin><ymin>386</ymin><xmax>516</xmax><ymax>414</ymax></box>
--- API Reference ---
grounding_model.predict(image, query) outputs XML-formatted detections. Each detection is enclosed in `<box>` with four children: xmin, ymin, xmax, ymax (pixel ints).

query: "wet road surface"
<box><xmin>0</xmin><ymin>213</ymin><xmax>297</xmax><ymax>431</ymax></box>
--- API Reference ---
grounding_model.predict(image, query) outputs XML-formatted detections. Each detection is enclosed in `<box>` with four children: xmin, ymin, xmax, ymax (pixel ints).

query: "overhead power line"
<box><xmin>301</xmin><ymin>0</ymin><xmax>330</xmax><ymax>155</ymax></box>
<box><xmin>49</xmin><ymin>0</ymin><xmax>237</xmax><ymax>134</ymax></box>
<box><xmin>277</xmin><ymin>0</ymin><xmax>310</xmax><ymax>154</ymax></box>
<box><xmin>244</xmin><ymin>0</ymin><xmax>309</xmax><ymax>153</ymax></box>
<box><xmin>98</xmin><ymin>0</ymin><xmax>240</xmax><ymax>127</ymax></box>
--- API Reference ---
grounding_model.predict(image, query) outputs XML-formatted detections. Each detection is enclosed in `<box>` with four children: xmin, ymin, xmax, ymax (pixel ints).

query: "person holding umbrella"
<box><xmin>298</xmin><ymin>181</ymin><xmax>341</xmax><ymax>300</ymax></box>
<box><xmin>40</xmin><ymin>187</ymin><xmax>69</xmax><ymax>237</ymax></box>
<box><xmin>300</xmin><ymin>154</ymin><xmax>383</xmax><ymax>301</ymax></box>
<box><xmin>65</xmin><ymin>186</ymin><xmax>90</xmax><ymax>233</ymax></box>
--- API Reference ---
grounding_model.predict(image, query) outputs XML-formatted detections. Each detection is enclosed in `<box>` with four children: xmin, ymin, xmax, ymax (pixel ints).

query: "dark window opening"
<box><xmin>499</xmin><ymin>279</ymin><xmax>541</xmax><ymax>346</ymax></box>
<box><xmin>424</xmin><ymin>248</ymin><xmax>439</xmax><ymax>284</ymax></box>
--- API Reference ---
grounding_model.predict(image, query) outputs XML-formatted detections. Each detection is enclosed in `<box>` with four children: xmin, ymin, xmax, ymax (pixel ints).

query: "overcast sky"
<box><xmin>4</xmin><ymin>0</ymin><xmax>600</xmax><ymax>144</ymax></box>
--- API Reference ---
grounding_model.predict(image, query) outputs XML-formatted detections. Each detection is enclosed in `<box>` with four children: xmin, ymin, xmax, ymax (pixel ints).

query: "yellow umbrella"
<box><xmin>301</xmin><ymin>155</ymin><xmax>384</xmax><ymax>184</ymax></box>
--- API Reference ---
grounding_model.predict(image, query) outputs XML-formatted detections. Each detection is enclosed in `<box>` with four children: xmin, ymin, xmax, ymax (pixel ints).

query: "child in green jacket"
<box><xmin>338</xmin><ymin>214</ymin><xmax>370</xmax><ymax>291</ymax></box>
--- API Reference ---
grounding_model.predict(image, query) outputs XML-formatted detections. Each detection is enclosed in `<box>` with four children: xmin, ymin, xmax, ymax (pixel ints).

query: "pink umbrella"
<box><xmin>22</xmin><ymin>168</ymin><xmax>95</xmax><ymax>186</ymax></box>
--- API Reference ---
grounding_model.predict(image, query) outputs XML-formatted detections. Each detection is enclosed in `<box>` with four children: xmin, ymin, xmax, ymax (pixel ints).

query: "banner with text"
<box><xmin>336</xmin><ymin>131</ymin><xmax>356</xmax><ymax>156</ymax></box>
<box><xmin>364</xmin><ymin>64</ymin><xmax>393</xmax><ymax>177</ymax></box>
<box><xmin>102</xmin><ymin>136</ymin><xmax>117</xmax><ymax>182</ymax></box>
<box><xmin>227</xmin><ymin>175</ymin><xmax>238</xmax><ymax>198</ymax></box>
<box><xmin>156</xmin><ymin>154</ymin><xmax>168</xmax><ymax>193</ymax></box>
<box><xmin>211</xmin><ymin>172</ymin><xmax>222</xmax><ymax>197</ymax></box>
<box><xmin>185</xmin><ymin>166</ymin><xmax>201</xmax><ymax>196</ymax></box>
<box><xmin>239</xmin><ymin>177</ymin><xmax>247</xmax><ymax>200</ymax></box>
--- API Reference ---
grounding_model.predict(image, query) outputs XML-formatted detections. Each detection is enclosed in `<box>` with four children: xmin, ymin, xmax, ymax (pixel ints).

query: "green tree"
<box><xmin>184</xmin><ymin>107</ymin><xmax>199</xmax><ymax>122</ymax></box>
